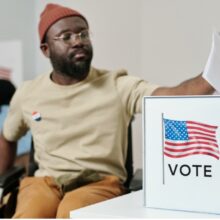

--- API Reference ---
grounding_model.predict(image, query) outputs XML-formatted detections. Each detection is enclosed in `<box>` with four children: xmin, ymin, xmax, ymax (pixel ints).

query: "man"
<box><xmin>0</xmin><ymin>3</ymin><xmax>215</xmax><ymax>218</ymax></box>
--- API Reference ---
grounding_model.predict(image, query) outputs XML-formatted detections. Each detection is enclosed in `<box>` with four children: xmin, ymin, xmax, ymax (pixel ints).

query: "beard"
<box><xmin>49</xmin><ymin>45</ymin><xmax>93</xmax><ymax>81</ymax></box>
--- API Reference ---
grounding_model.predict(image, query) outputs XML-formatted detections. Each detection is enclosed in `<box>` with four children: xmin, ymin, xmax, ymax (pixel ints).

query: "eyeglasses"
<box><xmin>53</xmin><ymin>29</ymin><xmax>91</xmax><ymax>45</ymax></box>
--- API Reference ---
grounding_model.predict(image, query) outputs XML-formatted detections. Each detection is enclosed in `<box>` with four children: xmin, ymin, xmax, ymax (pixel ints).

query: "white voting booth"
<box><xmin>143</xmin><ymin>96</ymin><xmax>220</xmax><ymax>215</ymax></box>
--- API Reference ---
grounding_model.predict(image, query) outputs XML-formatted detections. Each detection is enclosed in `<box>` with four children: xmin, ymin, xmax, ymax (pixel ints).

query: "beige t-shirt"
<box><xmin>3</xmin><ymin>67</ymin><xmax>159</xmax><ymax>185</ymax></box>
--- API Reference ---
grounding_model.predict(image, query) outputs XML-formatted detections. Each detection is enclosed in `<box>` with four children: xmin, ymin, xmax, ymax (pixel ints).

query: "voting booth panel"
<box><xmin>143</xmin><ymin>96</ymin><xmax>220</xmax><ymax>215</ymax></box>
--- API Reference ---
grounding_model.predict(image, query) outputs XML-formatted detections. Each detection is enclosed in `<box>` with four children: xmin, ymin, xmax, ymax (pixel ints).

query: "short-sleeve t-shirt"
<box><xmin>3</xmin><ymin>67</ymin><xmax>159</xmax><ymax>184</ymax></box>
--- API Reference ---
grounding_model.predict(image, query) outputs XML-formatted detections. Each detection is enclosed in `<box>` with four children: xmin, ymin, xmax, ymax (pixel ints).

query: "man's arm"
<box><xmin>0</xmin><ymin>133</ymin><xmax>17</xmax><ymax>175</ymax></box>
<box><xmin>152</xmin><ymin>74</ymin><xmax>215</xmax><ymax>96</ymax></box>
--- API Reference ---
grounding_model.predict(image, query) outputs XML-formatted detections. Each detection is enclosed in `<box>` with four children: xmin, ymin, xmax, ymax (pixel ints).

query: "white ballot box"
<box><xmin>143</xmin><ymin>96</ymin><xmax>220</xmax><ymax>215</ymax></box>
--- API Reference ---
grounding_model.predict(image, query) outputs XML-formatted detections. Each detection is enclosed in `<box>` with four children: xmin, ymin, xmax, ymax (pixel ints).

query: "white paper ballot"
<box><xmin>203</xmin><ymin>31</ymin><xmax>220</xmax><ymax>92</ymax></box>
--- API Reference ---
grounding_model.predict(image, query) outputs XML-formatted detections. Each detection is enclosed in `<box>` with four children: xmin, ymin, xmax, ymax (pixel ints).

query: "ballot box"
<box><xmin>143</xmin><ymin>96</ymin><xmax>220</xmax><ymax>215</ymax></box>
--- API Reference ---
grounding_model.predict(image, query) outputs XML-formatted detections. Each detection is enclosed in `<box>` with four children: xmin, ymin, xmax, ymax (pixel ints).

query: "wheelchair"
<box><xmin>0</xmin><ymin>120</ymin><xmax>142</xmax><ymax>218</ymax></box>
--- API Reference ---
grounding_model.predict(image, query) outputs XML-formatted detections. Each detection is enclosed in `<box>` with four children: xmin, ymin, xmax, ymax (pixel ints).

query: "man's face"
<box><xmin>44</xmin><ymin>16</ymin><xmax>93</xmax><ymax>81</ymax></box>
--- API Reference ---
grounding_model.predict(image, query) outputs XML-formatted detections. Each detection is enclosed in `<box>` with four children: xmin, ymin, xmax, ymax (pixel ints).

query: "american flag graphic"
<box><xmin>163</xmin><ymin>118</ymin><xmax>220</xmax><ymax>160</ymax></box>
<box><xmin>0</xmin><ymin>67</ymin><xmax>11</xmax><ymax>80</ymax></box>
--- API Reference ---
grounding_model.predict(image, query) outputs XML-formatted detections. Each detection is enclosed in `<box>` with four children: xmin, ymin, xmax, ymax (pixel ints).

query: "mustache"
<box><xmin>68</xmin><ymin>46</ymin><xmax>91</xmax><ymax>59</ymax></box>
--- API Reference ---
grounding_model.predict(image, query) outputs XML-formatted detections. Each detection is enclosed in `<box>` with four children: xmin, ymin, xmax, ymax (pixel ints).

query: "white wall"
<box><xmin>140</xmin><ymin>0</ymin><xmax>216</xmax><ymax>85</ymax></box>
<box><xmin>33</xmin><ymin>0</ymin><xmax>220</xmax><ymax>170</ymax></box>
<box><xmin>0</xmin><ymin>0</ymin><xmax>35</xmax><ymax>82</ymax></box>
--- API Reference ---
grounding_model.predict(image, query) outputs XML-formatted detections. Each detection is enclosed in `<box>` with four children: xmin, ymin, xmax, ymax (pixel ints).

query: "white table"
<box><xmin>70</xmin><ymin>190</ymin><xmax>220</xmax><ymax>218</ymax></box>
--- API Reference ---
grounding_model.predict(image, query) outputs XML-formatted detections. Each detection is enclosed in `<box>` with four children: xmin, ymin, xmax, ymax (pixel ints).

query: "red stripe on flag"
<box><xmin>164</xmin><ymin>151</ymin><xmax>219</xmax><ymax>160</ymax></box>
<box><xmin>187</xmin><ymin>126</ymin><xmax>216</xmax><ymax>134</ymax></box>
<box><xmin>187</xmin><ymin>120</ymin><xmax>218</xmax><ymax>129</ymax></box>
<box><xmin>164</xmin><ymin>146</ymin><xmax>218</xmax><ymax>153</ymax></box>
<box><xmin>188</xmin><ymin>131</ymin><xmax>215</xmax><ymax>138</ymax></box>
<box><xmin>189</xmin><ymin>136</ymin><xmax>217</xmax><ymax>142</ymax></box>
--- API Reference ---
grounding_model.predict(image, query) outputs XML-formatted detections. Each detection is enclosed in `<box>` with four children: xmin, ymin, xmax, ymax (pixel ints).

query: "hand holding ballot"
<box><xmin>152</xmin><ymin>32</ymin><xmax>220</xmax><ymax>96</ymax></box>
<box><xmin>203</xmin><ymin>31</ymin><xmax>220</xmax><ymax>93</ymax></box>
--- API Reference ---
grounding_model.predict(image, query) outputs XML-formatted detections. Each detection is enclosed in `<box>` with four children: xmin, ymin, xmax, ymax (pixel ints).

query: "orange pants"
<box><xmin>13</xmin><ymin>175</ymin><xmax>125</xmax><ymax>218</ymax></box>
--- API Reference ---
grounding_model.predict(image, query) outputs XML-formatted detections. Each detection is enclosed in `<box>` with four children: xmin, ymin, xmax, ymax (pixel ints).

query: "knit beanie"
<box><xmin>38</xmin><ymin>3</ymin><xmax>88</xmax><ymax>43</ymax></box>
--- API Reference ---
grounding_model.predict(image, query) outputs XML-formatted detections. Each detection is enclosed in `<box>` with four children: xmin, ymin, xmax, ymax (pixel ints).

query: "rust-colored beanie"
<box><xmin>38</xmin><ymin>3</ymin><xmax>88</xmax><ymax>43</ymax></box>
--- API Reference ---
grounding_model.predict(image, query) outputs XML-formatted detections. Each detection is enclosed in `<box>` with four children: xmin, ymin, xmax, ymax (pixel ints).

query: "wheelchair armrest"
<box><xmin>129</xmin><ymin>168</ymin><xmax>142</xmax><ymax>191</ymax></box>
<box><xmin>0</xmin><ymin>166</ymin><xmax>25</xmax><ymax>201</ymax></box>
<box><xmin>0</xmin><ymin>166</ymin><xmax>25</xmax><ymax>188</ymax></box>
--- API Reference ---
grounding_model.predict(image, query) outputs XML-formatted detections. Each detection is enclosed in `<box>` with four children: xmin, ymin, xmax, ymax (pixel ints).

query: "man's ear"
<box><xmin>40</xmin><ymin>43</ymin><xmax>50</xmax><ymax>58</ymax></box>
